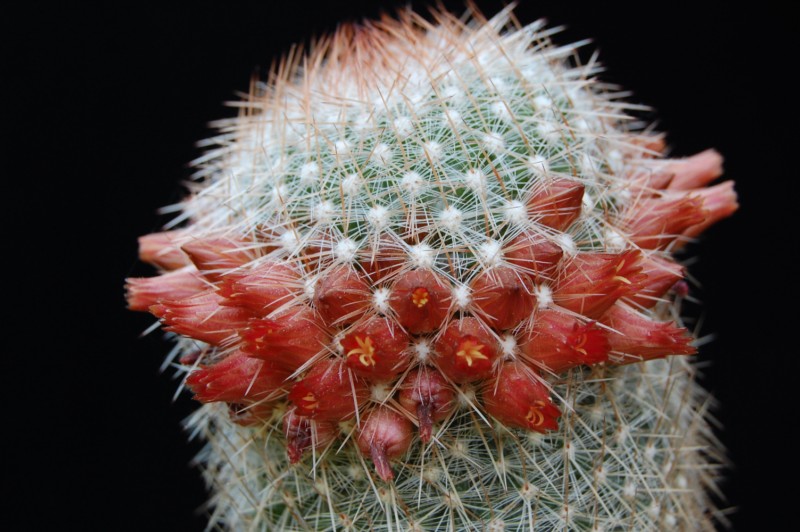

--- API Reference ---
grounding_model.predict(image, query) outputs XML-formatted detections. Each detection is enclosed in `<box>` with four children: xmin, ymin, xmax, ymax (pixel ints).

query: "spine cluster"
<box><xmin>127</xmin><ymin>6</ymin><xmax>736</xmax><ymax>530</ymax></box>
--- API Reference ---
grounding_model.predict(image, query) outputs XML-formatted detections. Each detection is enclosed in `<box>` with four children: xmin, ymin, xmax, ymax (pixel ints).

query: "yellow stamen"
<box><xmin>411</xmin><ymin>287</ymin><xmax>430</xmax><ymax>308</ymax></box>
<box><xmin>347</xmin><ymin>335</ymin><xmax>377</xmax><ymax>367</ymax></box>
<box><xmin>456</xmin><ymin>339</ymin><xmax>488</xmax><ymax>367</ymax></box>
<box><xmin>302</xmin><ymin>392</ymin><xmax>319</xmax><ymax>410</ymax></box>
<box><xmin>526</xmin><ymin>400</ymin><xmax>547</xmax><ymax>427</ymax></box>
<box><xmin>574</xmin><ymin>333</ymin><xmax>588</xmax><ymax>356</ymax></box>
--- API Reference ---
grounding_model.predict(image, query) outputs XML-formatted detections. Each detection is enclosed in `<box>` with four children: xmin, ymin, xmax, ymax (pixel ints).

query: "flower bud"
<box><xmin>138</xmin><ymin>230</ymin><xmax>190</xmax><ymax>270</ymax></box>
<box><xmin>359</xmin><ymin>235</ymin><xmax>405</xmax><ymax>284</ymax></box>
<box><xmin>621</xmin><ymin>195</ymin><xmax>707</xmax><ymax>250</ymax></box>
<box><xmin>682</xmin><ymin>181</ymin><xmax>738</xmax><ymax>239</ymax></box>
<box><xmin>125</xmin><ymin>267</ymin><xmax>206</xmax><ymax>311</ymax></box>
<box><xmin>527</xmin><ymin>178</ymin><xmax>585</xmax><ymax>231</ymax></box>
<box><xmin>313</xmin><ymin>265</ymin><xmax>371</xmax><ymax>326</ymax></box>
<box><xmin>356</xmin><ymin>407</ymin><xmax>413</xmax><ymax>481</ymax></box>
<box><xmin>663</xmin><ymin>149</ymin><xmax>724</xmax><ymax>191</ymax></box>
<box><xmin>470</xmin><ymin>266</ymin><xmax>536</xmax><ymax>330</ymax></box>
<box><xmin>398</xmin><ymin>368</ymin><xmax>455</xmax><ymax>442</ymax></box>
<box><xmin>283</xmin><ymin>408</ymin><xmax>338</xmax><ymax>463</ymax></box>
<box><xmin>629</xmin><ymin>255</ymin><xmax>684</xmax><ymax>308</ymax></box>
<box><xmin>181</xmin><ymin>237</ymin><xmax>256</xmax><ymax>282</ymax></box>
<box><xmin>504</xmin><ymin>231</ymin><xmax>563</xmax><ymax>281</ymax></box>
<box><xmin>219</xmin><ymin>261</ymin><xmax>302</xmax><ymax>314</ymax></box>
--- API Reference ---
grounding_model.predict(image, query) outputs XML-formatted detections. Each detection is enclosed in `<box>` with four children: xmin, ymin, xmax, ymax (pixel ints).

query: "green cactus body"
<box><xmin>127</xmin><ymin>6</ymin><xmax>736</xmax><ymax>530</ymax></box>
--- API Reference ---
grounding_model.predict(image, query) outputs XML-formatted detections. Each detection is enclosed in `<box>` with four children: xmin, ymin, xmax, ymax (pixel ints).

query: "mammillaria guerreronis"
<box><xmin>127</xmin><ymin>6</ymin><xmax>737</xmax><ymax>530</ymax></box>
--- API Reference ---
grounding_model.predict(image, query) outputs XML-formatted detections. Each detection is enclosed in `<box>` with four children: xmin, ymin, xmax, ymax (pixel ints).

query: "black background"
<box><xmin>10</xmin><ymin>1</ymin><xmax>795</xmax><ymax>529</ymax></box>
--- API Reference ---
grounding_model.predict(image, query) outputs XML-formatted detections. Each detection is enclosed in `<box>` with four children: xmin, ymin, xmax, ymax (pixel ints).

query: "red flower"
<box><xmin>341</xmin><ymin>317</ymin><xmax>410</xmax><ymax>381</ymax></box>
<box><xmin>434</xmin><ymin>317</ymin><xmax>499</xmax><ymax>383</ymax></box>
<box><xmin>663</xmin><ymin>149</ymin><xmax>724</xmax><ymax>191</ymax></box>
<box><xmin>389</xmin><ymin>269</ymin><xmax>452</xmax><ymax>334</ymax></box>
<box><xmin>482</xmin><ymin>361</ymin><xmax>560</xmax><ymax>432</ymax></box>
<box><xmin>125</xmin><ymin>267</ymin><xmax>206</xmax><ymax>312</ymax></box>
<box><xmin>470</xmin><ymin>266</ymin><xmax>536</xmax><ymax>330</ymax></box>
<box><xmin>219</xmin><ymin>260</ymin><xmax>302</xmax><ymax>314</ymax></box>
<box><xmin>682</xmin><ymin>181</ymin><xmax>739</xmax><ymax>239</ymax></box>
<box><xmin>601</xmin><ymin>304</ymin><xmax>696</xmax><ymax>363</ymax></box>
<box><xmin>241</xmin><ymin>305</ymin><xmax>329</xmax><ymax>371</ymax></box>
<box><xmin>150</xmin><ymin>291</ymin><xmax>253</xmax><ymax>346</ymax></box>
<box><xmin>554</xmin><ymin>250</ymin><xmax>645</xmax><ymax>318</ymax></box>
<box><xmin>185</xmin><ymin>351</ymin><xmax>290</xmax><ymax>404</ymax></box>
<box><xmin>288</xmin><ymin>358</ymin><xmax>368</xmax><ymax>421</ymax></box>
<box><xmin>181</xmin><ymin>237</ymin><xmax>256</xmax><ymax>282</ymax></box>
<box><xmin>519</xmin><ymin>309</ymin><xmax>609</xmax><ymax>373</ymax></box>
<box><xmin>313</xmin><ymin>265</ymin><xmax>371</xmax><ymax>326</ymax></box>
<box><xmin>628</xmin><ymin>255</ymin><xmax>684</xmax><ymax>308</ymax></box>
<box><xmin>620</xmin><ymin>195</ymin><xmax>707</xmax><ymax>250</ymax></box>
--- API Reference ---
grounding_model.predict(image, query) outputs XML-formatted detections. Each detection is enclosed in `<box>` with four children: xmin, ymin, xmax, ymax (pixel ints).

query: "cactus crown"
<box><xmin>127</xmin><ymin>5</ymin><xmax>736</xmax><ymax>530</ymax></box>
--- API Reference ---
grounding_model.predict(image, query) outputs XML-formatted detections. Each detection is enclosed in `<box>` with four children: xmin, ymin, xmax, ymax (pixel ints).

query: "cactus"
<box><xmin>127</xmin><ymin>5</ymin><xmax>737</xmax><ymax>530</ymax></box>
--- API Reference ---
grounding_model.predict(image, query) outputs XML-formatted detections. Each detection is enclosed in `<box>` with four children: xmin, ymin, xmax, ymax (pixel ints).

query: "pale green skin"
<box><xmin>163</xmin><ymin>8</ymin><xmax>724</xmax><ymax>530</ymax></box>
